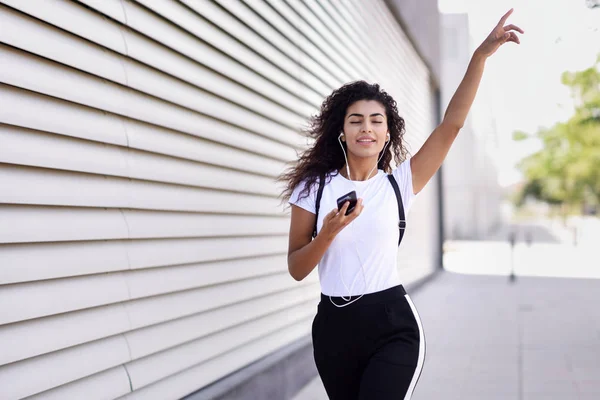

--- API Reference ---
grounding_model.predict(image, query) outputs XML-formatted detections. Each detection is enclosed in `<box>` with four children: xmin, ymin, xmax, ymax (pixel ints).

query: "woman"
<box><xmin>279</xmin><ymin>10</ymin><xmax>523</xmax><ymax>400</ymax></box>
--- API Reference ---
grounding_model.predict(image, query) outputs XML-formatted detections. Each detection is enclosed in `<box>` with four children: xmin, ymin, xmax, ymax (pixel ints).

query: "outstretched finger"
<box><xmin>498</xmin><ymin>8</ymin><xmax>513</xmax><ymax>26</ymax></box>
<box><xmin>504</xmin><ymin>24</ymin><xmax>524</xmax><ymax>34</ymax></box>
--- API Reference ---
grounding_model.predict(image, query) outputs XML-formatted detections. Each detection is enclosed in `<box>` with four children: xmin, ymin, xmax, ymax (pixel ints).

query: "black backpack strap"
<box><xmin>387</xmin><ymin>174</ymin><xmax>406</xmax><ymax>246</ymax></box>
<box><xmin>312</xmin><ymin>174</ymin><xmax>326</xmax><ymax>239</ymax></box>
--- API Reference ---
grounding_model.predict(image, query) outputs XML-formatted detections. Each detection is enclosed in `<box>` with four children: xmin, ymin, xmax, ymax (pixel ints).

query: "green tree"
<box><xmin>514</xmin><ymin>55</ymin><xmax>600</xmax><ymax>213</ymax></box>
<box><xmin>586</xmin><ymin>0</ymin><xmax>600</xmax><ymax>10</ymax></box>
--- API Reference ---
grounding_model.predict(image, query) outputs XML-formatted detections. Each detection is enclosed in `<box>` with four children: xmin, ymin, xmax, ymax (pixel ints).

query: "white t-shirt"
<box><xmin>289</xmin><ymin>159</ymin><xmax>416</xmax><ymax>296</ymax></box>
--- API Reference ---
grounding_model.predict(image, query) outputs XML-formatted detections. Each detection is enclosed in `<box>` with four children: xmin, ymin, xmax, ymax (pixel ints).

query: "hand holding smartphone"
<box><xmin>319</xmin><ymin>191</ymin><xmax>363</xmax><ymax>241</ymax></box>
<box><xmin>336</xmin><ymin>190</ymin><xmax>358</xmax><ymax>216</ymax></box>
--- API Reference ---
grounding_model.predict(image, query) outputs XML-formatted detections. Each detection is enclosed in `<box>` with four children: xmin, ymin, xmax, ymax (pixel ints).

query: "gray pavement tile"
<box><xmin>455</xmin><ymin>396</ymin><xmax>515</xmax><ymax>400</ymax></box>
<box><xmin>460</xmin><ymin>379</ymin><xmax>519</xmax><ymax>393</ymax></box>
<box><xmin>576</xmin><ymin>378</ymin><xmax>600</xmax><ymax>393</ymax></box>
<box><xmin>290</xmin><ymin>376</ymin><xmax>326</xmax><ymax>400</ymax></box>
<box><xmin>573</xmin><ymin>368</ymin><xmax>600</xmax><ymax>381</ymax></box>
<box><xmin>412</xmin><ymin>388</ymin><xmax>463</xmax><ymax>400</ymax></box>
<box><xmin>523</xmin><ymin>394</ymin><xmax>579</xmax><ymax>400</ymax></box>
<box><xmin>523</xmin><ymin>381</ymin><xmax>579</xmax><ymax>392</ymax></box>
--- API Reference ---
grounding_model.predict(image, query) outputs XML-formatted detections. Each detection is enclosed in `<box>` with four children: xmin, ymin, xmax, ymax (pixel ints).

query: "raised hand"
<box><xmin>477</xmin><ymin>9</ymin><xmax>524</xmax><ymax>58</ymax></box>
<box><xmin>320</xmin><ymin>199</ymin><xmax>364</xmax><ymax>240</ymax></box>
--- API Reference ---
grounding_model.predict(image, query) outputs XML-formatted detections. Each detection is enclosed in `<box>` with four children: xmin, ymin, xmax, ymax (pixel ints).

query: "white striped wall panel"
<box><xmin>0</xmin><ymin>125</ymin><xmax>282</xmax><ymax>196</ymax></box>
<box><xmin>0</xmin><ymin>88</ymin><xmax>290</xmax><ymax>170</ymax></box>
<box><xmin>0</xmin><ymin>0</ymin><xmax>438</xmax><ymax>398</ymax></box>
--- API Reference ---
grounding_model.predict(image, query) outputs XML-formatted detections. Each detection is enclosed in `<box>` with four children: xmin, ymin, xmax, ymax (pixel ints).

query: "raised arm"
<box><xmin>410</xmin><ymin>9</ymin><xmax>524</xmax><ymax>194</ymax></box>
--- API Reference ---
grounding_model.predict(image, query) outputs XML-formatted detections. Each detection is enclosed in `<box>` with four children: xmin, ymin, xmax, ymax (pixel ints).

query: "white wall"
<box><xmin>0</xmin><ymin>0</ymin><xmax>440</xmax><ymax>398</ymax></box>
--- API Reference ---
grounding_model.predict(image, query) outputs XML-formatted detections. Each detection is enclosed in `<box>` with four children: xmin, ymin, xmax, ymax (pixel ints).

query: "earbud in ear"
<box><xmin>386</xmin><ymin>133</ymin><xmax>390</xmax><ymax>141</ymax></box>
<box><xmin>339</xmin><ymin>132</ymin><xmax>345</xmax><ymax>142</ymax></box>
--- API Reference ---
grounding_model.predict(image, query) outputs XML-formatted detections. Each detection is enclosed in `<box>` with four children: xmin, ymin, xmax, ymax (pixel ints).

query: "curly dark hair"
<box><xmin>278</xmin><ymin>80</ymin><xmax>410</xmax><ymax>206</ymax></box>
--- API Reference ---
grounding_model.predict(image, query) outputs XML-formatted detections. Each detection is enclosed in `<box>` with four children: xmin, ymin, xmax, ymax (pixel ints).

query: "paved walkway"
<box><xmin>292</xmin><ymin>270</ymin><xmax>600</xmax><ymax>400</ymax></box>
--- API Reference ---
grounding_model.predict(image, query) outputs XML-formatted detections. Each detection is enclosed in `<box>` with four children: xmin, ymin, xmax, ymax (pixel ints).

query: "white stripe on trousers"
<box><xmin>404</xmin><ymin>294</ymin><xmax>426</xmax><ymax>400</ymax></box>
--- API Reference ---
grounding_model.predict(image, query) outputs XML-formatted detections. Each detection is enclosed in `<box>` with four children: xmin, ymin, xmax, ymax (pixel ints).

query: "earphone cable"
<box><xmin>329</xmin><ymin>133</ymin><xmax>390</xmax><ymax>308</ymax></box>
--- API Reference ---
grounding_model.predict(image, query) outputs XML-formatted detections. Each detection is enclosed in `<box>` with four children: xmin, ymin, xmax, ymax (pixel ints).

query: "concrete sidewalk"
<box><xmin>292</xmin><ymin>271</ymin><xmax>600</xmax><ymax>400</ymax></box>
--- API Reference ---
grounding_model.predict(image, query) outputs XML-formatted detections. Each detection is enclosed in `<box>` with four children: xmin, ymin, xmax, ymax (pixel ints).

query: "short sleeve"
<box><xmin>392</xmin><ymin>159</ymin><xmax>417</xmax><ymax>214</ymax></box>
<box><xmin>288</xmin><ymin>179</ymin><xmax>316</xmax><ymax>214</ymax></box>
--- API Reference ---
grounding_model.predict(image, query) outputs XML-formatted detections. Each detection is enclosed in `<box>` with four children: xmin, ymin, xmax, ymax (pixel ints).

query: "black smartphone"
<box><xmin>336</xmin><ymin>190</ymin><xmax>358</xmax><ymax>216</ymax></box>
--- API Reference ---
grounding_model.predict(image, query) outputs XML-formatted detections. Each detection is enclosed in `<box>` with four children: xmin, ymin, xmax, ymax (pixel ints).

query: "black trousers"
<box><xmin>312</xmin><ymin>285</ymin><xmax>426</xmax><ymax>400</ymax></box>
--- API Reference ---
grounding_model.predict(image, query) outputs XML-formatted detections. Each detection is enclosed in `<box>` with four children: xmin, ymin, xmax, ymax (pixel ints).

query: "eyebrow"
<box><xmin>347</xmin><ymin>113</ymin><xmax>385</xmax><ymax>118</ymax></box>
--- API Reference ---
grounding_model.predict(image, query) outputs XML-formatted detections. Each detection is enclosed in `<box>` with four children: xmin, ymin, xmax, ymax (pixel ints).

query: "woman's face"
<box><xmin>342</xmin><ymin>100</ymin><xmax>389</xmax><ymax>159</ymax></box>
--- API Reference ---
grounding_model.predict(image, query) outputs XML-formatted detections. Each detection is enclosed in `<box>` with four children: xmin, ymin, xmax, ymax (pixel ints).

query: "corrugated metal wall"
<box><xmin>0</xmin><ymin>0</ymin><xmax>438</xmax><ymax>398</ymax></box>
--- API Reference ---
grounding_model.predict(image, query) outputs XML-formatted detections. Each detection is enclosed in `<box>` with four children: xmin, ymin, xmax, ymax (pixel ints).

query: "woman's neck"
<box><xmin>340</xmin><ymin>158</ymin><xmax>379</xmax><ymax>181</ymax></box>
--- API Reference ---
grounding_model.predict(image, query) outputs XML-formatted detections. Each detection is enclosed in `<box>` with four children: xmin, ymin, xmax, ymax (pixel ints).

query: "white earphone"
<box><xmin>330</xmin><ymin>131</ymin><xmax>391</xmax><ymax>307</ymax></box>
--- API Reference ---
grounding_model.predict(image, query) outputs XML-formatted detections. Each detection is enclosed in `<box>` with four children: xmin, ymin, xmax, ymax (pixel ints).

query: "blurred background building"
<box><xmin>0</xmin><ymin>0</ymin><xmax>499</xmax><ymax>399</ymax></box>
<box><xmin>440</xmin><ymin>13</ymin><xmax>503</xmax><ymax>240</ymax></box>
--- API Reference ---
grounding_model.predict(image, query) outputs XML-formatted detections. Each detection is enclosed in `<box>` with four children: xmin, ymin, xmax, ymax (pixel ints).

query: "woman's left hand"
<box><xmin>476</xmin><ymin>8</ymin><xmax>524</xmax><ymax>59</ymax></box>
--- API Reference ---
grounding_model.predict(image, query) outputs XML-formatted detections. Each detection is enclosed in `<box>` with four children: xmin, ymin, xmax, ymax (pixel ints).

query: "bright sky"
<box><xmin>439</xmin><ymin>0</ymin><xmax>600</xmax><ymax>186</ymax></box>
